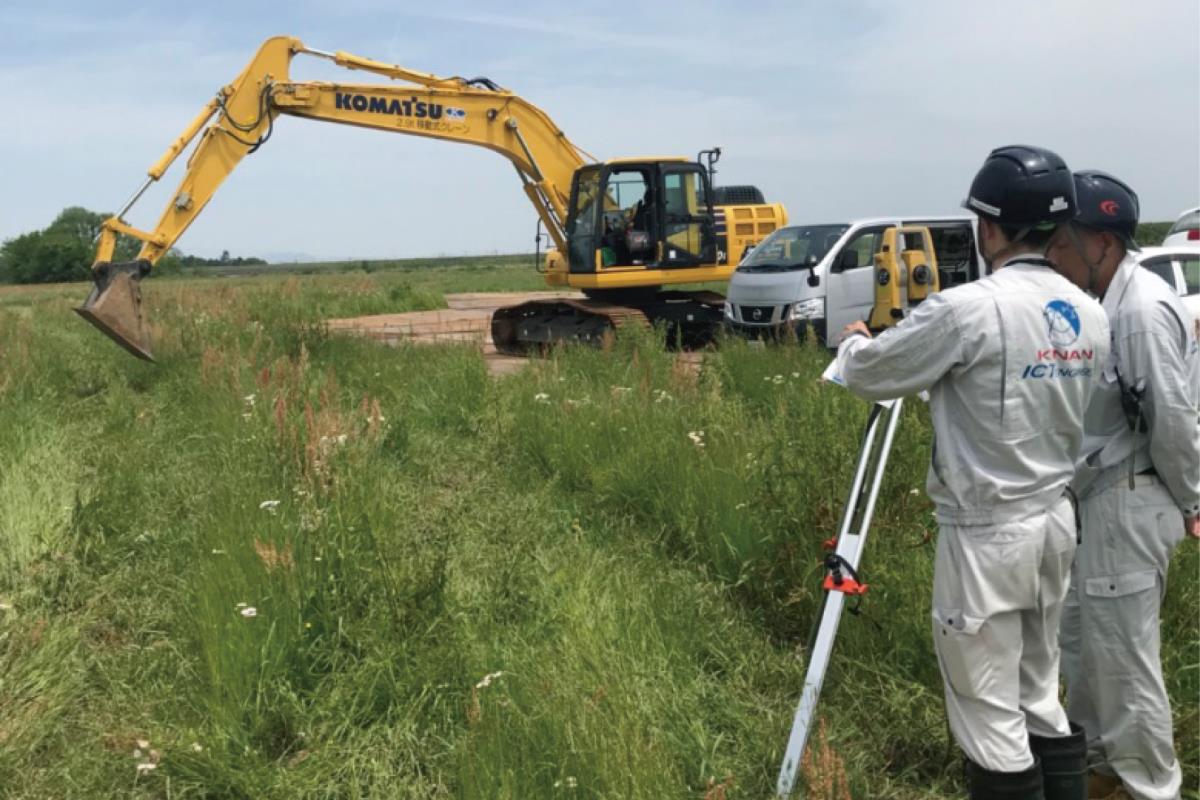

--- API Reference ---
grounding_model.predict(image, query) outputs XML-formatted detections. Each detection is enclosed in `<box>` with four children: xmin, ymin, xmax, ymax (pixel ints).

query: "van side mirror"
<box><xmin>838</xmin><ymin>249</ymin><xmax>860</xmax><ymax>270</ymax></box>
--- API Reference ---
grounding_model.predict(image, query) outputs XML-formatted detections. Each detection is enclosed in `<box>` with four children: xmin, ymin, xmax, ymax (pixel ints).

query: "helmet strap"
<box><xmin>1065</xmin><ymin>223</ymin><xmax>1109</xmax><ymax>296</ymax></box>
<box><xmin>983</xmin><ymin>221</ymin><xmax>1038</xmax><ymax>270</ymax></box>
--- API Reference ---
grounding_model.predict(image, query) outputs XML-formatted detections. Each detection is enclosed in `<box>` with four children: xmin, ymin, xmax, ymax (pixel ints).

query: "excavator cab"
<box><xmin>565</xmin><ymin>160</ymin><xmax>718</xmax><ymax>275</ymax></box>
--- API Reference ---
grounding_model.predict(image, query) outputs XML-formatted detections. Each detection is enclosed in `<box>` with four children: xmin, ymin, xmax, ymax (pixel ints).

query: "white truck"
<box><xmin>724</xmin><ymin>216</ymin><xmax>982</xmax><ymax>346</ymax></box>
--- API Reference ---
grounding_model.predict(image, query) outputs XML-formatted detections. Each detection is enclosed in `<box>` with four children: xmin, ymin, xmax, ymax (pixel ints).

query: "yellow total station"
<box><xmin>869</xmin><ymin>226</ymin><xmax>940</xmax><ymax>330</ymax></box>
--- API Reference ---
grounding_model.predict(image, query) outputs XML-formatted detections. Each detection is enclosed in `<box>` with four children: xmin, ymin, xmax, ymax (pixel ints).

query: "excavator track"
<box><xmin>490</xmin><ymin>290</ymin><xmax>725</xmax><ymax>355</ymax></box>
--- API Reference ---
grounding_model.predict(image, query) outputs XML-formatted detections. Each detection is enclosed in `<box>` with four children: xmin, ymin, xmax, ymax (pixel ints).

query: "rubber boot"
<box><xmin>1029</xmin><ymin>723</ymin><xmax>1087</xmax><ymax>800</ymax></box>
<box><xmin>966</xmin><ymin>758</ymin><xmax>1045</xmax><ymax>799</ymax></box>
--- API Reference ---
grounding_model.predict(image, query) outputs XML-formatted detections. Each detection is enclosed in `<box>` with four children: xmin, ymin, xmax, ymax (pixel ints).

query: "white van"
<box><xmin>724</xmin><ymin>216</ymin><xmax>983</xmax><ymax>346</ymax></box>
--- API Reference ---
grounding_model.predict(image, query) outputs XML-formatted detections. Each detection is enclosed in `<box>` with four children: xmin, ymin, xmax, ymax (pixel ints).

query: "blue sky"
<box><xmin>1</xmin><ymin>0</ymin><xmax>1197</xmax><ymax>261</ymax></box>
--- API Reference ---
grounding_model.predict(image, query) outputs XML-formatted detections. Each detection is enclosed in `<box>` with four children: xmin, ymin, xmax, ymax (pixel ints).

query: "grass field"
<box><xmin>0</xmin><ymin>257</ymin><xmax>1195</xmax><ymax>799</ymax></box>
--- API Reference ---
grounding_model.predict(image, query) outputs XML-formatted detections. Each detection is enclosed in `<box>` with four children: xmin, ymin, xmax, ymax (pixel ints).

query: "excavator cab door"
<box><xmin>659</xmin><ymin>164</ymin><xmax>717</xmax><ymax>267</ymax></box>
<box><xmin>566</xmin><ymin>165</ymin><xmax>605</xmax><ymax>273</ymax></box>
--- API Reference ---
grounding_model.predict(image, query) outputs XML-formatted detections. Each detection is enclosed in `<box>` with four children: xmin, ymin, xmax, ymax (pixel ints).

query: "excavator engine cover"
<box><xmin>75</xmin><ymin>259</ymin><xmax>155</xmax><ymax>361</ymax></box>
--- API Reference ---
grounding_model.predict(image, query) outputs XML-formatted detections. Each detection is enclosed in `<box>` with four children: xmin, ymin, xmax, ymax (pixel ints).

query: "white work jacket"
<box><xmin>1072</xmin><ymin>254</ymin><xmax>1200</xmax><ymax>518</ymax></box>
<box><xmin>838</xmin><ymin>256</ymin><xmax>1110</xmax><ymax>525</ymax></box>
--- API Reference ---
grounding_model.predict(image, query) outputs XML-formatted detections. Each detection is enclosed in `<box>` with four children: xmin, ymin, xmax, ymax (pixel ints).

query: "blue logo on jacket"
<box><xmin>1043</xmin><ymin>300</ymin><xmax>1080</xmax><ymax>347</ymax></box>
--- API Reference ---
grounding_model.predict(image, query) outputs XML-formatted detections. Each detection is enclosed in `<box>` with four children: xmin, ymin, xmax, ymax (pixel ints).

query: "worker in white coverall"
<box><xmin>836</xmin><ymin>145</ymin><xmax>1110</xmax><ymax>800</ymax></box>
<box><xmin>1045</xmin><ymin>171</ymin><xmax>1200</xmax><ymax>800</ymax></box>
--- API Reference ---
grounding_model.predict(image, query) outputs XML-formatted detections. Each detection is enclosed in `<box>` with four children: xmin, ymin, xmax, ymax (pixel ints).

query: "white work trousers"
<box><xmin>1060</xmin><ymin>476</ymin><xmax>1184</xmax><ymax>800</ymax></box>
<box><xmin>932</xmin><ymin>496</ymin><xmax>1076</xmax><ymax>771</ymax></box>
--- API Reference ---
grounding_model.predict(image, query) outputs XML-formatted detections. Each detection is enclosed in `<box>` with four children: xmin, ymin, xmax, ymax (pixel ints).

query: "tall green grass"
<box><xmin>0</xmin><ymin>266</ymin><xmax>1194</xmax><ymax>798</ymax></box>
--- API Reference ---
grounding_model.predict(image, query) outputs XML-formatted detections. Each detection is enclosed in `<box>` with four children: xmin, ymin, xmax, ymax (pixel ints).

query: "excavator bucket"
<box><xmin>74</xmin><ymin>260</ymin><xmax>155</xmax><ymax>362</ymax></box>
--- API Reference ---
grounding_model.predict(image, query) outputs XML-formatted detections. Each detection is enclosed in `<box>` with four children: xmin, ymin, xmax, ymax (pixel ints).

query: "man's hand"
<box><xmin>1186</xmin><ymin>514</ymin><xmax>1200</xmax><ymax>540</ymax></box>
<box><xmin>841</xmin><ymin>321</ymin><xmax>872</xmax><ymax>341</ymax></box>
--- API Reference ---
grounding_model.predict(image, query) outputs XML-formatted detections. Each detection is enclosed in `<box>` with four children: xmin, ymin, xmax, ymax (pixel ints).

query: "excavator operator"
<box><xmin>625</xmin><ymin>185</ymin><xmax>655</xmax><ymax>262</ymax></box>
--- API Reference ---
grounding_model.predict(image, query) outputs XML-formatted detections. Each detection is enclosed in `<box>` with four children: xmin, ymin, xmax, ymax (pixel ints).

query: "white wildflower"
<box><xmin>243</xmin><ymin>394</ymin><xmax>256</xmax><ymax>406</ymax></box>
<box><xmin>687</xmin><ymin>430</ymin><xmax>706</xmax><ymax>448</ymax></box>
<box><xmin>336</xmin><ymin>434</ymin><xmax>348</xmax><ymax>445</ymax></box>
<box><xmin>211</xmin><ymin>549</ymin><xmax>227</xmax><ymax>555</ymax></box>
<box><xmin>191</xmin><ymin>742</ymin><xmax>203</xmax><ymax>753</ymax></box>
<box><xmin>475</xmin><ymin>671</ymin><xmax>505</xmax><ymax>690</ymax></box>
<box><xmin>792</xmin><ymin>372</ymin><xmax>801</xmax><ymax>379</ymax></box>
<box><xmin>259</xmin><ymin>500</ymin><xmax>281</xmax><ymax>513</ymax></box>
<box><xmin>136</xmin><ymin>762</ymin><xmax>157</xmax><ymax>773</ymax></box>
<box><xmin>300</xmin><ymin>509</ymin><xmax>325</xmax><ymax>532</ymax></box>
<box><xmin>136</xmin><ymin>739</ymin><xmax>150</xmax><ymax>750</ymax></box>
<box><xmin>534</xmin><ymin>392</ymin><xmax>550</xmax><ymax>403</ymax></box>
<box><xmin>240</xmin><ymin>606</ymin><xmax>258</xmax><ymax>618</ymax></box>
<box><xmin>909</xmin><ymin>488</ymin><xmax>920</xmax><ymax>495</ymax></box>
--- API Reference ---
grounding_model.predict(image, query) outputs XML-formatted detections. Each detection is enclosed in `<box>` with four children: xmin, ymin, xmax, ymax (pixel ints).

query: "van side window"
<box><xmin>1179</xmin><ymin>255</ymin><xmax>1199</xmax><ymax>295</ymax></box>
<box><xmin>834</xmin><ymin>226</ymin><xmax>887</xmax><ymax>271</ymax></box>
<box><xmin>1140</xmin><ymin>256</ymin><xmax>1177</xmax><ymax>290</ymax></box>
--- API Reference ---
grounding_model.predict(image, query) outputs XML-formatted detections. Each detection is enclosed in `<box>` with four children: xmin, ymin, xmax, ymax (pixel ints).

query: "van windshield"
<box><xmin>737</xmin><ymin>224</ymin><xmax>850</xmax><ymax>272</ymax></box>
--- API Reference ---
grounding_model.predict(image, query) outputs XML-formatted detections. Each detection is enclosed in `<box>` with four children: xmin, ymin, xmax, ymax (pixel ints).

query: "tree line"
<box><xmin>0</xmin><ymin>207</ymin><xmax>265</xmax><ymax>284</ymax></box>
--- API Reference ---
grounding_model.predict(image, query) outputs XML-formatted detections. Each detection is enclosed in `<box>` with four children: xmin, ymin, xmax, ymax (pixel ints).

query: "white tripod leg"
<box><xmin>776</xmin><ymin>398</ymin><xmax>905</xmax><ymax>797</ymax></box>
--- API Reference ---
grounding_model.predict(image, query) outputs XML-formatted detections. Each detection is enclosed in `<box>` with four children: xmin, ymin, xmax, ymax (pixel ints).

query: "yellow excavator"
<box><xmin>78</xmin><ymin>35</ymin><xmax>786</xmax><ymax>360</ymax></box>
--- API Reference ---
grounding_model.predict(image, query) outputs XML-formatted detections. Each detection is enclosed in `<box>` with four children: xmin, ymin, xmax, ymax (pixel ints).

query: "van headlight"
<box><xmin>723</xmin><ymin>301</ymin><xmax>733</xmax><ymax>319</ymax></box>
<box><xmin>788</xmin><ymin>298</ymin><xmax>824</xmax><ymax>321</ymax></box>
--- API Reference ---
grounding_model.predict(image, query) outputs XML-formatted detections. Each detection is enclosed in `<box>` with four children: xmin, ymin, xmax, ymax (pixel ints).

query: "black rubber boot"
<box><xmin>1029</xmin><ymin>723</ymin><xmax>1087</xmax><ymax>800</ymax></box>
<box><xmin>966</xmin><ymin>757</ymin><xmax>1045</xmax><ymax>799</ymax></box>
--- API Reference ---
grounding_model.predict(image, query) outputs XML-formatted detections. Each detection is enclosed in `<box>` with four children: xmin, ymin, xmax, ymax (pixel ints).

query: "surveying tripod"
<box><xmin>776</xmin><ymin>397</ymin><xmax>905</xmax><ymax>797</ymax></box>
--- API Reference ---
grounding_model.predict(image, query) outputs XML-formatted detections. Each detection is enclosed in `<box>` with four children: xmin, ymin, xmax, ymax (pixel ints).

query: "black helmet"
<box><xmin>964</xmin><ymin>145</ymin><xmax>1076</xmax><ymax>230</ymax></box>
<box><xmin>1072</xmin><ymin>170</ymin><xmax>1140</xmax><ymax>250</ymax></box>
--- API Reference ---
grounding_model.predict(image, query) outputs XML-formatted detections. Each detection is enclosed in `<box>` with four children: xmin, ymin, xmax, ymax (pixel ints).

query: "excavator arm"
<box><xmin>79</xmin><ymin>35</ymin><xmax>595</xmax><ymax>359</ymax></box>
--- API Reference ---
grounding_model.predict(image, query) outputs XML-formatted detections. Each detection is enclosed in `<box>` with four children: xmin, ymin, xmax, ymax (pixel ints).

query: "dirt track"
<box><xmin>328</xmin><ymin>291</ymin><xmax>707</xmax><ymax>376</ymax></box>
<box><xmin>327</xmin><ymin>291</ymin><xmax>583</xmax><ymax>376</ymax></box>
